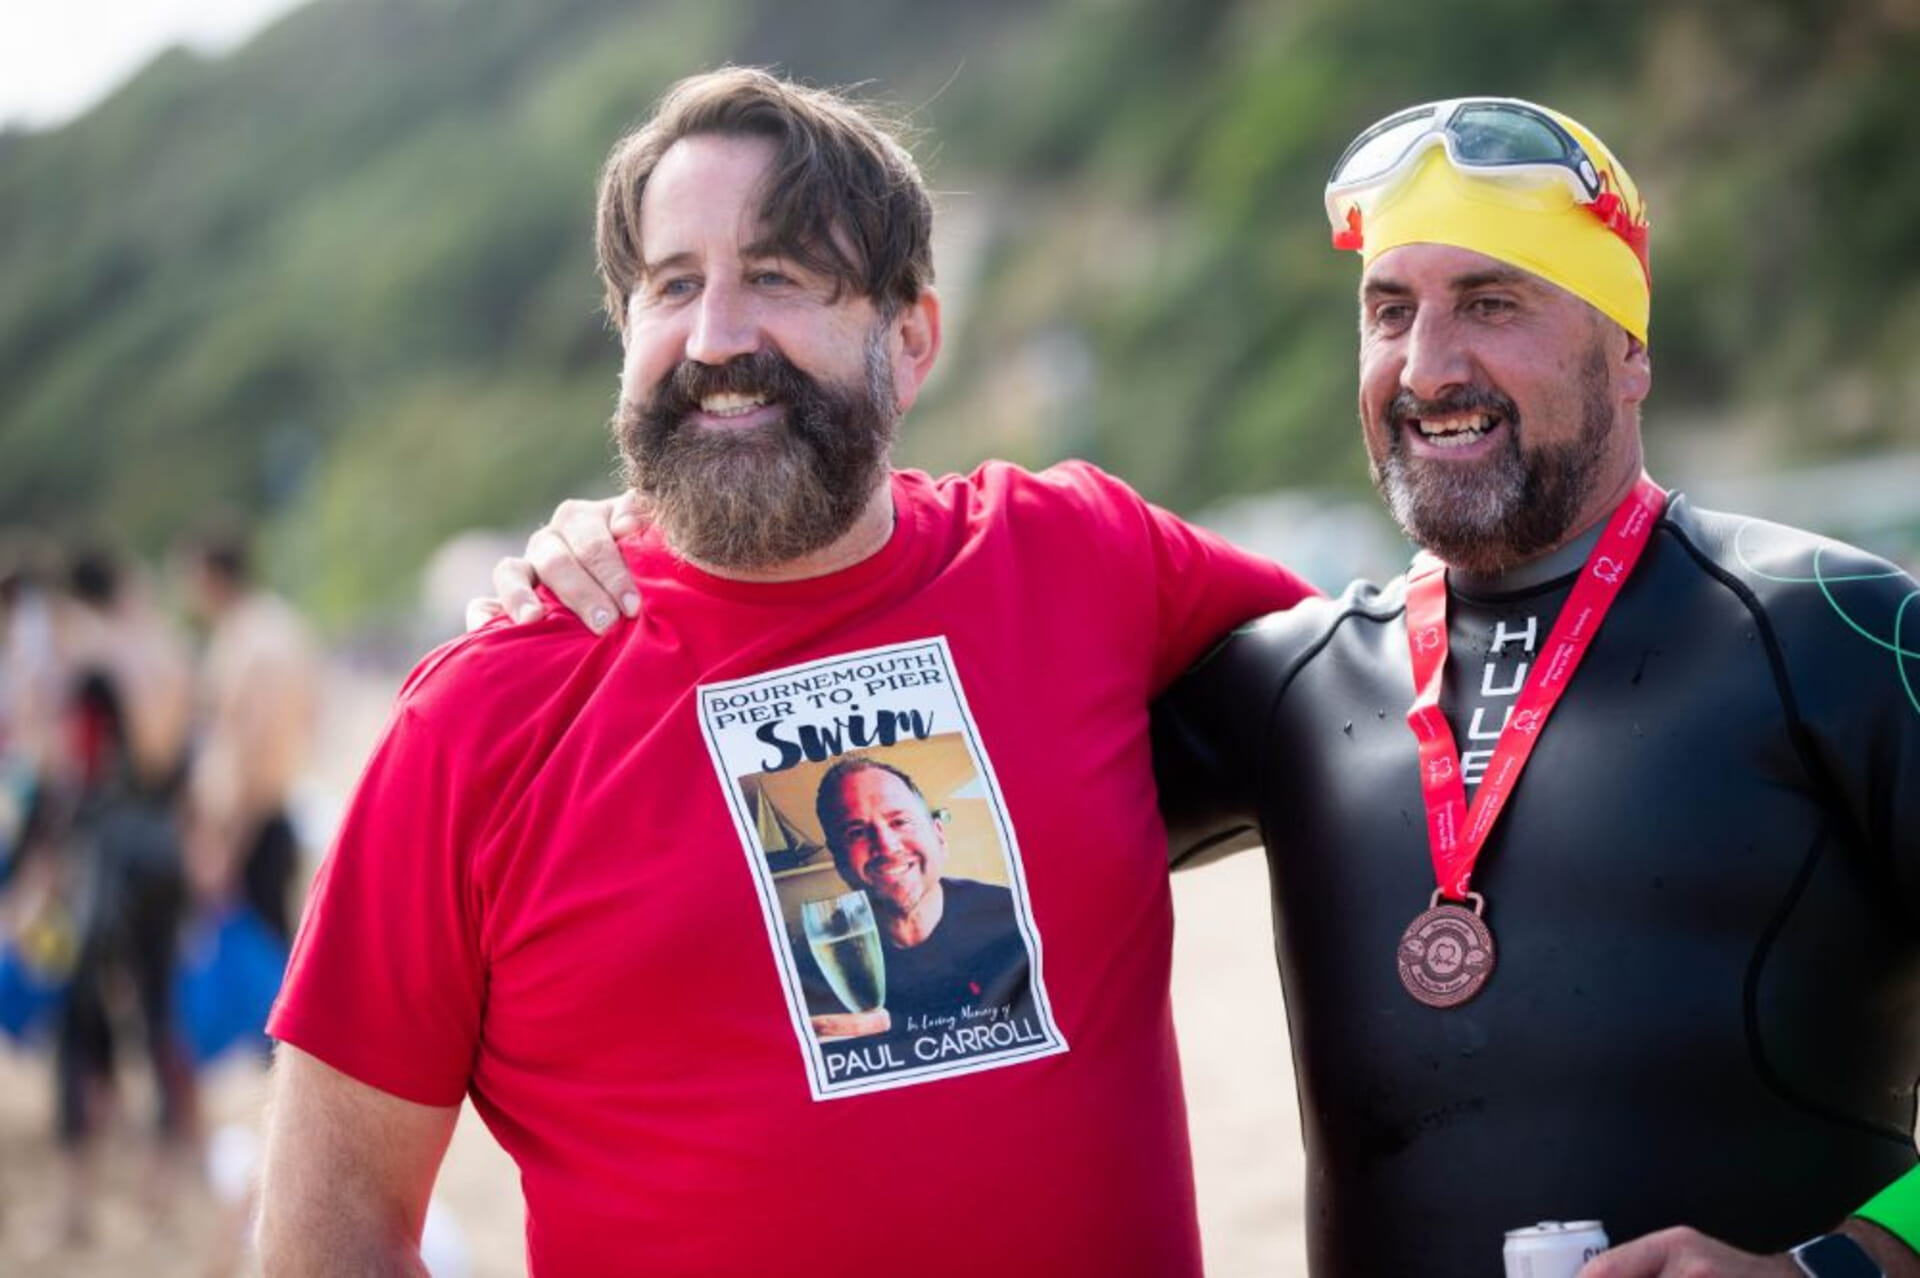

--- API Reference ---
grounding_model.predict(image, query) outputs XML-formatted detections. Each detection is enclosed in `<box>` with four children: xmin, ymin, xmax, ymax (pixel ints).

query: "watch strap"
<box><xmin>1790</xmin><ymin>1232</ymin><xmax>1884</xmax><ymax>1278</ymax></box>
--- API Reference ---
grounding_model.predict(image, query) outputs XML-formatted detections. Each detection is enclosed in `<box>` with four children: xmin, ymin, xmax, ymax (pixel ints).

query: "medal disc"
<box><xmin>1397</xmin><ymin>898</ymin><xmax>1495</xmax><ymax>1008</ymax></box>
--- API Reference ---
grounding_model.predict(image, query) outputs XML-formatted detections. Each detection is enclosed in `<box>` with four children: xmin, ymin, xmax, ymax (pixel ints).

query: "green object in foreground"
<box><xmin>1857</xmin><ymin>1164</ymin><xmax>1920</xmax><ymax>1250</ymax></box>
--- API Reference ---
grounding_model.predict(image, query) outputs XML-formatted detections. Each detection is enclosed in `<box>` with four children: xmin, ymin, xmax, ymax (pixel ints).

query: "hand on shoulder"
<box><xmin>467</xmin><ymin>491</ymin><xmax>644</xmax><ymax>634</ymax></box>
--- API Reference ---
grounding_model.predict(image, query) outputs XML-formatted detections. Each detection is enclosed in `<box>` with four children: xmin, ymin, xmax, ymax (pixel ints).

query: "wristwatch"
<box><xmin>1789</xmin><ymin>1233</ymin><xmax>1883</xmax><ymax>1277</ymax></box>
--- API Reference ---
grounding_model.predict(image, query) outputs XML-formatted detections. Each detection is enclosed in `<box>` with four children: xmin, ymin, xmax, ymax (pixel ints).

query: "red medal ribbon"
<box><xmin>1404</xmin><ymin>475</ymin><xmax>1667</xmax><ymax>900</ymax></box>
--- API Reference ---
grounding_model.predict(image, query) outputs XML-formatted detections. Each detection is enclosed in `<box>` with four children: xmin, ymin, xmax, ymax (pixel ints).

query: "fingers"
<box><xmin>534</xmin><ymin>499</ymin><xmax>641</xmax><ymax>632</ymax></box>
<box><xmin>1577</xmin><ymin>1228</ymin><xmax>1678</xmax><ymax>1277</ymax></box>
<box><xmin>464</xmin><ymin>596</ymin><xmax>507</xmax><ymax>633</ymax></box>
<box><xmin>487</xmin><ymin>556</ymin><xmax>547</xmax><ymax>627</ymax></box>
<box><xmin>524</xmin><ymin>526</ymin><xmax>622</xmax><ymax>633</ymax></box>
<box><xmin>1576</xmin><ymin>1226</ymin><xmax>1782</xmax><ymax>1277</ymax></box>
<box><xmin>609</xmin><ymin>489</ymin><xmax>644</xmax><ymax>537</ymax></box>
<box><xmin>475</xmin><ymin>495</ymin><xmax>645</xmax><ymax>635</ymax></box>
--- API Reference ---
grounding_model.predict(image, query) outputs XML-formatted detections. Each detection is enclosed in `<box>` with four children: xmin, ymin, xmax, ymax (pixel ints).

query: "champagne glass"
<box><xmin>801</xmin><ymin>890</ymin><xmax>886</xmax><ymax>1014</ymax></box>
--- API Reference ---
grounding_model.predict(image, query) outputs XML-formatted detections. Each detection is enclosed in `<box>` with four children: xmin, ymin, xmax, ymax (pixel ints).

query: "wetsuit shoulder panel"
<box><xmin>1666</xmin><ymin>499</ymin><xmax>1920</xmax><ymax>918</ymax></box>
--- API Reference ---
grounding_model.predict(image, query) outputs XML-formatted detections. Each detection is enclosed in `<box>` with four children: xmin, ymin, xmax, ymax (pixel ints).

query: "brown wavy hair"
<box><xmin>596</xmin><ymin>67</ymin><xmax>934</xmax><ymax>333</ymax></box>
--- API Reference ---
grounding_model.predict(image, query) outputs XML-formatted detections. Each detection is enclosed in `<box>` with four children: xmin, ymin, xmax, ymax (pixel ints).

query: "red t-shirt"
<box><xmin>270</xmin><ymin>462</ymin><xmax>1313</xmax><ymax>1275</ymax></box>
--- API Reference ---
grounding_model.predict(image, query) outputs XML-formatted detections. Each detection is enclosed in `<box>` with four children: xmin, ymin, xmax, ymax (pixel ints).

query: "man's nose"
<box><xmin>1399</xmin><ymin>309</ymin><xmax>1471</xmax><ymax>402</ymax></box>
<box><xmin>685</xmin><ymin>279</ymin><xmax>759</xmax><ymax>366</ymax></box>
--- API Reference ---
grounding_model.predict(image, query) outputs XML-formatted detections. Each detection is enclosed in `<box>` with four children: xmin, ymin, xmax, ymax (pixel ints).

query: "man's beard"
<box><xmin>1371</xmin><ymin>342</ymin><xmax>1614</xmax><ymax>578</ymax></box>
<box><xmin>616</xmin><ymin>331</ymin><xmax>897</xmax><ymax>572</ymax></box>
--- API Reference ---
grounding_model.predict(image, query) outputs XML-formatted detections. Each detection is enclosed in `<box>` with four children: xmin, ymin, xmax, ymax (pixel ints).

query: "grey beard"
<box><xmin>617</xmin><ymin>329</ymin><xmax>897</xmax><ymax>572</ymax></box>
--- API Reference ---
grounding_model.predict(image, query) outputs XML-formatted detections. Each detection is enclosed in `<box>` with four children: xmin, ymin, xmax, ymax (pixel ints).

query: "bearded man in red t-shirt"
<box><xmin>257</xmin><ymin>67</ymin><xmax>1307</xmax><ymax>1276</ymax></box>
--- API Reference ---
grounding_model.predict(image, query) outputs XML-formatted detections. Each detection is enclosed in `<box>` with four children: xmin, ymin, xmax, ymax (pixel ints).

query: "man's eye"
<box><xmin>1467</xmin><ymin>295</ymin><xmax>1516</xmax><ymax>317</ymax></box>
<box><xmin>751</xmin><ymin>270</ymin><xmax>794</xmax><ymax>288</ymax></box>
<box><xmin>1371</xmin><ymin>304</ymin><xmax>1413</xmax><ymax>331</ymax></box>
<box><xmin>657</xmin><ymin>277</ymin><xmax>698</xmax><ymax>298</ymax></box>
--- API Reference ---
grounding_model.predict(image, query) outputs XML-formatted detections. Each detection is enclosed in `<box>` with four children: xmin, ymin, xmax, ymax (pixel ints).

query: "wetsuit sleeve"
<box><xmin>1760</xmin><ymin>541</ymin><xmax>1920</xmax><ymax>918</ymax></box>
<box><xmin>1153</xmin><ymin>624</ymin><xmax>1278</xmax><ymax>870</ymax></box>
<box><xmin>1746</xmin><ymin>533</ymin><xmax>1920</xmax><ymax>1253</ymax></box>
<box><xmin>267</xmin><ymin>702</ymin><xmax>485</xmax><ymax>1107</ymax></box>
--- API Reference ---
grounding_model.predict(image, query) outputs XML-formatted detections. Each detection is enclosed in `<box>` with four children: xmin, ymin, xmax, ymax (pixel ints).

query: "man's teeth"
<box><xmin>1413</xmin><ymin>413</ymin><xmax>1493</xmax><ymax>447</ymax></box>
<box><xmin>700</xmin><ymin>392</ymin><xmax>768</xmax><ymax>417</ymax></box>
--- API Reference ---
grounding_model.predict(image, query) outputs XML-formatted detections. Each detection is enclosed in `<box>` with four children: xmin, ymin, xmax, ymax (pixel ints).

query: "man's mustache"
<box><xmin>1386</xmin><ymin>386</ymin><xmax>1519</xmax><ymax>431</ymax></box>
<box><xmin>648</xmin><ymin>350</ymin><xmax>815</xmax><ymax>421</ymax></box>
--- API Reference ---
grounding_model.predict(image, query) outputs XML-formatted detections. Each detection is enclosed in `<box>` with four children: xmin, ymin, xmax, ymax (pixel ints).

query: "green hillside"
<box><xmin>3</xmin><ymin>0</ymin><xmax>1916</xmax><ymax>626</ymax></box>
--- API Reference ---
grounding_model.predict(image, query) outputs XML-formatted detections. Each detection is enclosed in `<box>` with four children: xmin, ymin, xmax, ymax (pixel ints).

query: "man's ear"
<box><xmin>889</xmin><ymin>289</ymin><xmax>942</xmax><ymax>412</ymax></box>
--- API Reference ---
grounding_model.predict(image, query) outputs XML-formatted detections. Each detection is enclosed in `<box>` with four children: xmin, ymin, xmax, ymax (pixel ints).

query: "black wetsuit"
<box><xmin>1156</xmin><ymin>496</ymin><xmax>1920</xmax><ymax>1277</ymax></box>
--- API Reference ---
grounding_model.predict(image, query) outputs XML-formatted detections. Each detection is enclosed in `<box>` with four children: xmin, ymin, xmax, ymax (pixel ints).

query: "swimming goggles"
<box><xmin>1324</xmin><ymin>97</ymin><xmax>1645</xmax><ymax>264</ymax></box>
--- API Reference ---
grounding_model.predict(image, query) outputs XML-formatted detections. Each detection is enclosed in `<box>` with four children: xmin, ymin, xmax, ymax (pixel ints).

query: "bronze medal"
<box><xmin>1397</xmin><ymin>890</ymin><xmax>1495</xmax><ymax>1008</ymax></box>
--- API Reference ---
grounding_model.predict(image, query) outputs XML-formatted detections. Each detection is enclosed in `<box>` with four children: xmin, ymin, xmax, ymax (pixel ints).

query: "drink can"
<box><xmin>1503</xmin><ymin>1220</ymin><xmax>1609</xmax><ymax>1278</ymax></box>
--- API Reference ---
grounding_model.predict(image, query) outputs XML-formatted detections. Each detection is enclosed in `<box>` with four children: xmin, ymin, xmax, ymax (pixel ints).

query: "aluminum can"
<box><xmin>1503</xmin><ymin>1220</ymin><xmax>1609</xmax><ymax>1278</ymax></box>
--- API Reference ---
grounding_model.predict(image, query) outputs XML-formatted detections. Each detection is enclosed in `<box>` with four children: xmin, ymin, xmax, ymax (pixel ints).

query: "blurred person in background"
<box><xmin>1</xmin><ymin>534</ymin><xmax>73</xmax><ymax>881</ymax></box>
<box><xmin>506</xmin><ymin>97</ymin><xmax>1920</xmax><ymax>1277</ymax></box>
<box><xmin>34</xmin><ymin>544</ymin><xmax>197</xmax><ymax>1243</ymax></box>
<box><xmin>0</xmin><ymin>537</ymin><xmax>73</xmax><ymax>1226</ymax></box>
<box><xmin>257</xmin><ymin>66</ymin><xmax>1310</xmax><ymax>1276</ymax></box>
<box><xmin>170</xmin><ymin>524</ymin><xmax>319</xmax><ymax>1273</ymax></box>
<box><xmin>0</xmin><ymin>540</ymin><xmax>68</xmax><ymax>865</ymax></box>
<box><xmin>180</xmin><ymin>524</ymin><xmax>319</xmax><ymax>946</ymax></box>
<box><xmin>2</xmin><ymin>537</ymin><xmax>66</xmax><ymax>1007</ymax></box>
<box><xmin>60</xmin><ymin>544</ymin><xmax>197</xmax><ymax>804</ymax></box>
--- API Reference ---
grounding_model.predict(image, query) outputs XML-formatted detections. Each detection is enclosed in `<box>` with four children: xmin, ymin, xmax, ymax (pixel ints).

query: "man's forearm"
<box><xmin>255</xmin><ymin>1127</ymin><xmax>436</xmax><ymax>1278</ymax></box>
<box><xmin>255</xmin><ymin>1047</ymin><xmax>459</xmax><ymax>1277</ymax></box>
<box><xmin>256</xmin><ymin>1219</ymin><xmax>431</xmax><ymax>1278</ymax></box>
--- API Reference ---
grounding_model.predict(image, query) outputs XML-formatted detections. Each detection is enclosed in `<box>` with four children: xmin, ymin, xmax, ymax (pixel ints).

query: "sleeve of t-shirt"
<box><xmin>267</xmin><ymin>698</ymin><xmax>486</xmax><ymax>1107</ymax></box>
<box><xmin>1039</xmin><ymin>461</ymin><xmax>1317</xmax><ymax>693</ymax></box>
<box><xmin>1142</xmin><ymin>500</ymin><xmax>1316</xmax><ymax>693</ymax></box>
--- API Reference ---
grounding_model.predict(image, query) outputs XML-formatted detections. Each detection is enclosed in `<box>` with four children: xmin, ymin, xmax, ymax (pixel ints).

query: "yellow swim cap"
<box><xmin>1331</xmin><ymin>100</ymin><xmax>1651</xmax><ymax>341</ymax></box>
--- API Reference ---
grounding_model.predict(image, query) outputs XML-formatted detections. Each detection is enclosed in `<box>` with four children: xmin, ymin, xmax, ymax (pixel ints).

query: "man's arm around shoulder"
<box><xmin>257</xmin><ymin>1045</ymin><xmax>461</xmax><ymax>1276</ymax></box>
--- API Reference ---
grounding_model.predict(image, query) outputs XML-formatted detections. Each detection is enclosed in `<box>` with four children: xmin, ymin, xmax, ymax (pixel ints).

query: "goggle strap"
<box><xmin>1332</xmin><ymin>205</ymin><xmax>1365</xmax><ymax>252</ymax></box>
<box><xmin>1589</xmin><ymin>181</ymin><xmax>1652</xmax><ymax>282</ymax></box>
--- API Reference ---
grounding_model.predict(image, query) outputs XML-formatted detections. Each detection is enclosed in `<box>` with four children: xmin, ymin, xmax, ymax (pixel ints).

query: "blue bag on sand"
<box><xmin>0</xmin><ymin>938</ymin><xmax>66</xmax><ymax>1043</ymax></box>
<box><xmin>175</xmin><ymin>906</ymin><xmax>290</xmax><ymax>1064</ymax></box>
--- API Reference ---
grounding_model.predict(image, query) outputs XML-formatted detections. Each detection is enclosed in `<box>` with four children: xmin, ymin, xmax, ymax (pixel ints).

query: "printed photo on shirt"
<box><xmin>698</xmin><ymin>638</ymin><xmax>1067</xmax><ymax>1099</ymax></box>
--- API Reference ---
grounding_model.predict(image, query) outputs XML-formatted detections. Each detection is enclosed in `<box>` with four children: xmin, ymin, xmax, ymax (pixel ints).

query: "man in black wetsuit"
<box><xmin>1156</xmin><ymin>99</ymin><xmax>1920</xmax><ymax>1276</ymax></box>
<box><xmin>485</xmin><ymin>99</ymin><xmax>1920</xmax><ymax>1276</ymax></box>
